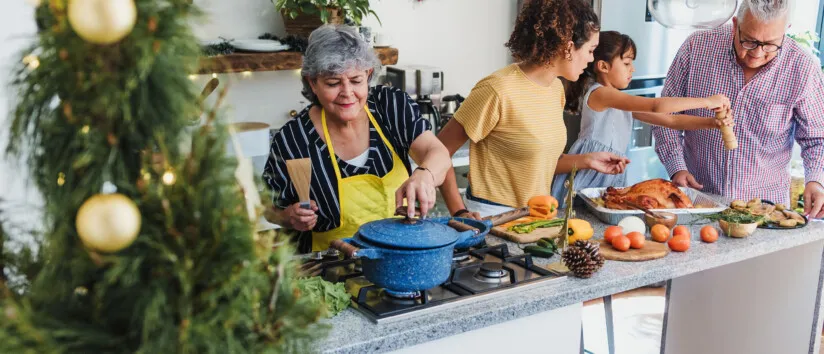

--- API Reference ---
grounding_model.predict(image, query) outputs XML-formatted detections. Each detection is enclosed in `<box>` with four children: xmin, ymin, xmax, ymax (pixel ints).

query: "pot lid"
<box><xmin>357</xmin><ymin>217</ymin><xmax>459</xmax><ymax>250</ymax></box>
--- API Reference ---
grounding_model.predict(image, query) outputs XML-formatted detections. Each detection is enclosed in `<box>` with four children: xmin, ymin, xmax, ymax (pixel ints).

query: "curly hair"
<box><xmin>506</xmin><ymin>0</ymin><xmax>600</xmax><ymax>66</ymax></box>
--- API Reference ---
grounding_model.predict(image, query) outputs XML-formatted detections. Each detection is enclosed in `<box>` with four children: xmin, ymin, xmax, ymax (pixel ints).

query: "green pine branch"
<box><xmin>2</xmin><ymin>0</ymin><xmax>323</xmax><ymax>352</ymax></box>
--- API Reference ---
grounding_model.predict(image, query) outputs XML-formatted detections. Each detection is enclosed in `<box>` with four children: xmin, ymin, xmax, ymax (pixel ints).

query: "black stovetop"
<box><xmin>301</xmin><ymin>243</ymin><xmax>567</xmax><ymax>323</ymax></box>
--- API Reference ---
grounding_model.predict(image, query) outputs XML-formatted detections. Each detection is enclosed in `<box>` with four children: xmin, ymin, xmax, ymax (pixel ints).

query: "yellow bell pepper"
<box><xmin>567</xmin><ymin>219</ymin><xmax>594</xmax><ymax>244</ymax></box>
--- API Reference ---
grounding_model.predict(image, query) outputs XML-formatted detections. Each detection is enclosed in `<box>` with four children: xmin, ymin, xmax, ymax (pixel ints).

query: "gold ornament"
<box><xmin>67</xmin><ymin>0</ymin><xmax>137</xmax><ymax>45</ymax></box>
<box><xmin>76</xmin><ymin>193</ymin><xmax>141</xmax><ymax>252</ymax></box>
<box><xmin>57</xmin><ymin>172</ymin><xmax>66</xmax><ymax>186</ymax></box>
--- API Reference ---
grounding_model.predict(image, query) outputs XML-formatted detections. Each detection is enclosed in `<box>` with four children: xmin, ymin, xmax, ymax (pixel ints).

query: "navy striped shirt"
<box><xmin>263</xmin><ymin>85</ymin><xmax>432</xmax><ymax>238</ymax></box>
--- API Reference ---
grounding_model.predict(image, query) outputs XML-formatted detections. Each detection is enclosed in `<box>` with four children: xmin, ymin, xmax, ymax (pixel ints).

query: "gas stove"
<box><xmin>301</xmin><ymin>244</ymin><xmax>567</xmax><ymax>324</ymax></box>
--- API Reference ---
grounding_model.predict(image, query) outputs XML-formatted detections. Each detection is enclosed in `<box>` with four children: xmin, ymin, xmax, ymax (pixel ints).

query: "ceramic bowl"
<box><xmin>718</xmin><ymin>219</ymin><xmax>758</xmax><ymax>238</ymax></box>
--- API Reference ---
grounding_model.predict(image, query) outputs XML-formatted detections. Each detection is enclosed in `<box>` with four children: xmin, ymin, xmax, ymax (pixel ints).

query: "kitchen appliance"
<box><xmin>384</xmin><ymin>65</ymin><xmax>445</xmax><ymax>133</ymax></box>
<box><xmin>439</xmin><ymin>94</ymin><xmax>465</xmax><ymax>126</ymax></box>
<box><xmin>303</xmin><ymin>243</ymin><xmax>567</xmax><ymax>324</ymax></box>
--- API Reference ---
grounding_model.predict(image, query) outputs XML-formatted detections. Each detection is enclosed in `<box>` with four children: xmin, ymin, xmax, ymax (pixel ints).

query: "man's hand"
<box><xmin>584</xmin><ymin>152</ymin><xmax>630</xmax><ymax>175</ymax></box>
<box><xmin>804</xmin><ymin>182</ymin><xmax>824</xmax><ymax>219</ymax></box>
<box><xmin>671</xmin><ymin>170</ymin><xmax>703</xmax><ymax>189</ymax></box>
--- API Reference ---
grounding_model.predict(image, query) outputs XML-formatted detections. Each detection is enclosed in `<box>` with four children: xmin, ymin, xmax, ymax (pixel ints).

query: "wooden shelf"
<box><xmin>197</xmin><ymin>47</ymin><xmax>399</xmax><ymax>74</ymax></box>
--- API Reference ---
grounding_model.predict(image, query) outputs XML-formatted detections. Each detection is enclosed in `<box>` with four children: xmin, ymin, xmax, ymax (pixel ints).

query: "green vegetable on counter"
<box><xmin>703</xmin><ymin>208</ymin><xmax>764</xmax><ymax>224</ymax></box>
<box><xmin>508</xmin><ymin>219</ymin><xmax>564</xmax><ymax>234</ymax></box>
<box><xmin>296</xmin><ymin>276</ymin><xmax>351</xmax><ymax>318</ymax></box>
<box><xmin>524</xmin><ymin>245</ymin><xmax>556</xmax><ymax>258</ymax></box>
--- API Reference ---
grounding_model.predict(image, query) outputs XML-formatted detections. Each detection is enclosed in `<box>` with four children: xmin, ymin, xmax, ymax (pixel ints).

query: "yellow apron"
<box><xmin>312</xmin><ymin>107</ymin><xmax>409</xmax><ymax>251</ymax></box>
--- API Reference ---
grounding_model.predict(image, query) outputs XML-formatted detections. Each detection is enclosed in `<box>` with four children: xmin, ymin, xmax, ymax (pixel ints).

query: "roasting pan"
<box><xmin>576</xmin><ymin>187</ymin><xmax>728</xmax><ymax>225</ymax></box>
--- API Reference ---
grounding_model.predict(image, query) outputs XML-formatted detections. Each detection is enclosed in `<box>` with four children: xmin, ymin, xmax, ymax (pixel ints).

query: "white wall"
<box><xmin>190</xmin><ymin>0</ymin><xmax>518</xmax><ymax>130</ymax></box>
<box><xmin>789</xmin><ymin>0</ymin><xmax>821</xmax><ymax>35</ymax></box>
<box><xmin>0</xmin><ymin>1</ymin><xmax>41</xmax><ymax>226</ymax></box>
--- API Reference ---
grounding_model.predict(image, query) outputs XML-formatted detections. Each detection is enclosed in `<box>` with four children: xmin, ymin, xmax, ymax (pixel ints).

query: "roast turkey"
<box><xmin>603</xmin><ymin>179</ymin><xmax>694</xmax><ymax>210</ymax></box>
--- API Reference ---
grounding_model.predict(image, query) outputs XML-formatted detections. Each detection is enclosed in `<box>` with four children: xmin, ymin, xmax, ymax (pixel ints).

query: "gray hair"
<box><xmin>737</xmin><ymin>0</ymin><xmax>790</xmax><ymax>23</ymax></box>
<box><xmin>301</xmin><ymin>25</ymin><xmax>380</xmax><ymax>105</ymax></box>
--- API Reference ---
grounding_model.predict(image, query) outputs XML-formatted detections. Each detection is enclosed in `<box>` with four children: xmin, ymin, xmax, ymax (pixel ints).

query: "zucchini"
<box><xmin>537</xmin><ymin>237</ymin><xmax>558</xmax><ymax>251</ymax></box>
<box><xmin>524</xmin><ymin>245</ymin><xmax>556</xmax><ymax>258</ymax></box>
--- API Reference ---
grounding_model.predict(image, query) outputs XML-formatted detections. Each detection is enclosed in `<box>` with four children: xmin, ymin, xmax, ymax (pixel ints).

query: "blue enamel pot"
<box><xmin>329</xmin><ymin>217</ymin><xmax>492</xmax><ymax>292</ymax></box>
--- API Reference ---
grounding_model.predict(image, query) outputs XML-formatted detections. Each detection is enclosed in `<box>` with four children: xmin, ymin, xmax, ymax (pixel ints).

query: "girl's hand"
<box><xmin>396</xmin><ymin>168</ymin><xmax>437</xmax><ymax>218</ymax></box>
<box><xmin>713</xmin><ymin>108</ymin><xmax>734</xmax><ymax>128</ymax></box>
<box><xmin>285</xmin><ymin>201</ymin><xmax>318</xmax><ymax>231</ymax></box>
<box><xmin>705</xmin><ymin>94</ymin><xmax>731</xmax><ymax>112</ymax></box>
<box><xmin>584</xmin><ymin>152</ymin><xmax>631</xmax><ymax>175</ymax></box>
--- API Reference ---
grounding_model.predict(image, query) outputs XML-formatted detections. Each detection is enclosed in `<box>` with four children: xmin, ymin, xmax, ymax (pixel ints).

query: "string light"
<box><xmin>74</xmin><ymin>286</ymin><xmax>88</xmax><ymax>296</ymax></box>
<box><xmin>162</xmin><ymin>168</ymin><xmax>176</xmax><ymax>185</ymax></box>
<box><xmin>81</xmin><ymin>125</ymin><xmax>90</xmax><ymax>134</ymax></box>
<box><xmin>211</xmin><ymin>73</ymin><xmax>217</xmax><ymax>79</ymax></box>
<box><xmin>22</xmin><ymin>54</ymin><xmax>39</xmax><ymax>70</ymax></box>
<box><xmin>57</xmin><ymin>172</ymin><xmax>66</xmax><ymax>186</ymax></box>
<box><xmin>188</xmin><ymin>74</ymin><xmax>197</xmax><ymax>81</ymax></box>
<box><xmin>241</xmin><ymin>71</ymin><xmax>252</xmax><ymax>78</ymax></box>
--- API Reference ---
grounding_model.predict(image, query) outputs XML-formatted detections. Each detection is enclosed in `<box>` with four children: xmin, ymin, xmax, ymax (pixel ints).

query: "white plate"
<box><xmin>231</xmin><ymin>39</ymin><xmax>290</xmax><ymax>52</ymax></box>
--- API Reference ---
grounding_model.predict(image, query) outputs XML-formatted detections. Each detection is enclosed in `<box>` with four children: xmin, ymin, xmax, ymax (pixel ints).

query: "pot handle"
<box><xmin>447</xmin><ymin>219</ymin><xmax>479</xmax><ymax>234</ymax></box>
<box><xmin>329</xmin><ymin>239</ymin><xmax>381</xmax><ymax>259</ymax></box>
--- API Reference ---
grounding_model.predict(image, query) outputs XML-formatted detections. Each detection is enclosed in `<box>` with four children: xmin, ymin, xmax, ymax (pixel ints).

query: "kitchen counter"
<box><xmin>314</xmin><ymin>207</ymin><xmax>824</xmax><ymax>353</ymax></box>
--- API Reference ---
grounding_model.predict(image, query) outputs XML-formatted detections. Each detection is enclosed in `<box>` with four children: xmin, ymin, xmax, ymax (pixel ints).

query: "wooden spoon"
<box><xmin>625</xmin><ymin>201</ymin><xmax>670</xmax><ymax>220</ymax></box>
<box><xmin>285</xmin><ymin>158</ymin><xmax>312</xmax><ymax>209</ymax></box>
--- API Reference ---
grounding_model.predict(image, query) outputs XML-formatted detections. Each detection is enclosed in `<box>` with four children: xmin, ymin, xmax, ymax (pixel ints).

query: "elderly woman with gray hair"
<box><xmin>263</xmin><ymin>25</ymin><xmax>452</xmax><ymax>252</ymax></box>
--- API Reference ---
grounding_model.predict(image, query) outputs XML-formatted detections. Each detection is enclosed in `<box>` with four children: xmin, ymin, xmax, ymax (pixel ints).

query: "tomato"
<box><xmin>672</xmin><ymin>225</ymin><xmax>691</xmax><ymax>238</ymax></box>
<box><xmin>626</xmin><ymin>231</ymin><xmax>645</xmax><ymax>249</ymax></box>
<box><xmin>700</xmin><ymin>225</ymin><xmax>719</xmax><ymax>243</ymax></box>
<box><xmin>650</xmin><ymin>224</ymin><xmax>671</xmax><ymax>243</ymax></box>
<box><xmin>668</xmin><ymin>234</ymin><xmax>690</xmax><ymax>252</ymax></box>
<box><xmin>611</xmin><ymin>235</ymin><xmax>631</xmax><ymax>252</ymax></box>
<box><xmin>604</xmin><ymin>226</ymin><xmax>623</xmax><ymax>243</ymax></box>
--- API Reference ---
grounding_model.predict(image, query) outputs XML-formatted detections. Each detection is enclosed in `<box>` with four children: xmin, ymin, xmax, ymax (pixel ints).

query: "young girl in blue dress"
<box><xmin>551</xmin><ymin>31</ymin><xmax>732</xmax><ymax>204</ymax></box>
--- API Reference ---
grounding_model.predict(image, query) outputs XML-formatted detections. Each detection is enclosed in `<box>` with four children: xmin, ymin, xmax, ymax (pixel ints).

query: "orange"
<box><xmin>650</xmin><ymin>224</ymin><xmax>670</xmax><ymax>243</ymax></box>
<box><xmin>626</xmin><ymin>231</ymin><xmax>645</xmax><ymax>249</ymax></box>
<box><xmin>604</xmin><ymin>226</ymin><xmax>623</xmax><ymax>243</ymax></box>
<box><xmin>668</xmin><ymin>235</ymin><xmax>690</xmax><ymax>252</ymax></box>
<box><xmin>700</xmin><ymin>226</ymin><xmax>719</xmax><ymax>243</ymax></box>
<box><xmin>611</xmin><ymin>235</ymin><xmax>631</xmax><ymax>252</ymax></box>
<box><xmin>672</xmin><ymin>225</ymin><xmax>691</xmax><ymax>238</ymax></box>
<box><xmin>527</xmin><ymin>195</ymin><xmax>559</xmax><ymax>219</ymax></box>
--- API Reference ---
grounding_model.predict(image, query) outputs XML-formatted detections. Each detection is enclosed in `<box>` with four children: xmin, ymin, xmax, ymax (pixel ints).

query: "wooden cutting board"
<box><xmin>599</xmin><ymin>239</ymin><xmax>669</xmax><ymax>261</ymax></box>
<box><xmin>490</xmin><ymin>216</ymin><xmax>563</xmax><ymax>244</ymax></box>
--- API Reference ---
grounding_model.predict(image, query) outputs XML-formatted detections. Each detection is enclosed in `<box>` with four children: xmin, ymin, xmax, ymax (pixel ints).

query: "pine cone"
<box><xmin>562</xmin><ymin>240</ymin><xmax>605</xmax><ymax>278</ymax></box>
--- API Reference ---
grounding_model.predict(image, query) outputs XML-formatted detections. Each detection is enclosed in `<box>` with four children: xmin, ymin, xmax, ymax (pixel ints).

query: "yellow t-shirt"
<box><xmin>455</xmin><ymin>64</ymin><xmax>567</xmax><ymax>207</ymax></box>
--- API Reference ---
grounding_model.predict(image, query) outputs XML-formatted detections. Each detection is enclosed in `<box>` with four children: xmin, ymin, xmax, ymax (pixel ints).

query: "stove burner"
<box><xmin>384</xmin><ymin>289</ymin><xmax>420</xmax><ymax>299</ymax></box>
<box><xmin>382</xmin><ymin>289</ymin><xmax>430</xmax><ymax>305</ymax></box>
<box><xmin>452</xmin><ymin>253</ymin><xmax>470</xmax><ymax>262</ymax></box>
<box><xmin>473</xmin><ymin>262</ymin><xmax>510</xmax><ymax>284</ymax></box>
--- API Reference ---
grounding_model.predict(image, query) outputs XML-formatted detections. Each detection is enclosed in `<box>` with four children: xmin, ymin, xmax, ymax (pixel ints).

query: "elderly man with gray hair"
<box><xmin>263</xmin><ymin>25</ymin><xmax>452</xmax><ymax>253</ymax></box>
<box><xmin>654</xmin><ymin>0</ymin><xmax>824</xmax><ymax>218</ymax></box>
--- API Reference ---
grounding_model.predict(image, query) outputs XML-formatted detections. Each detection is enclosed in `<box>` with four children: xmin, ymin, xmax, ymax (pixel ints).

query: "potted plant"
<box><xmin>272</xmin><ymin>0</ymin><xmax>381</xmax><ymax>38</ymax></box>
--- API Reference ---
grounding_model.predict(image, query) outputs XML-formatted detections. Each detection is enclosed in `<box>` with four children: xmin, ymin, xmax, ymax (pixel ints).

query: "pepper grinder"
<box><xmin>717</xmin><ymin>109</ymin><xmax>738</xmax><ymax>150</ymax></box>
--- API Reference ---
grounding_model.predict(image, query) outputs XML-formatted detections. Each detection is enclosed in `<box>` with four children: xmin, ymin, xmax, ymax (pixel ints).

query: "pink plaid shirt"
<box><xmin>653</xmin><ymin>24</ymin><xmax>824</xmax><ymax>205</ymax></box>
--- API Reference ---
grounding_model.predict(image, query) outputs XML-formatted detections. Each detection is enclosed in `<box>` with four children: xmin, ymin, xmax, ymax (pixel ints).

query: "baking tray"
<box><xmin>577</xmin><ymin>187</ymin><xmax>727</xmax><ymax>225</ymax></box>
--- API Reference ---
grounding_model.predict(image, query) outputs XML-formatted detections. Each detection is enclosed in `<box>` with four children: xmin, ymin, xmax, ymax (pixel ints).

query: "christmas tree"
<box><xmin>0</xmin><ymin>0</ymin><xmax>322</xmax><ymax>352</ymax></box>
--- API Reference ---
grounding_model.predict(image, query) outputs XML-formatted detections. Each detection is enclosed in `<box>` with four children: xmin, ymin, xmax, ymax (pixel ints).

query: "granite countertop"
<box><xmin>315</xmin><ymin>206</ymin><xmax>824</xmax><ymax>354</ymax></box>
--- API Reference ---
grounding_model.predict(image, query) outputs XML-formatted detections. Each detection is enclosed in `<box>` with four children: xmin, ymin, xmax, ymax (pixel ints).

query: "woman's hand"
<box><xmin>285</xmin><ymin>201</ymin><xmax>318</xmax><ymax>231</ymax></box>
<box><xmin>584</xmin><ymin>152</ymin><xmax>630</xmax><ymax>175</ymax></box>
<box><xmin>453</xmin><ymin>209</ymin><xmax>482</xmax><ymax>220</ymax></box>
<box><xmin>396</xmin><ymin>168</ymin><xmax>437</xmax><ymax>218</ymax></box>
<box><xmin>705</xmin><ymin>94</ymin><xmax>731</xmax><ymax>112</ymax></box>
